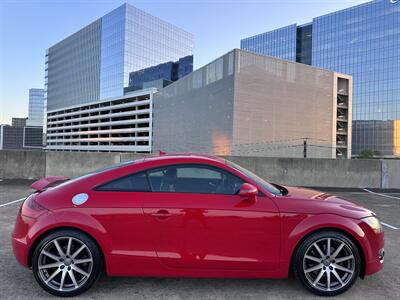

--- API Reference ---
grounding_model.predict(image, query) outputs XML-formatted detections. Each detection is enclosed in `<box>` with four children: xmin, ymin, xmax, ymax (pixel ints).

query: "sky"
<box><xmin>0</xmin><ymin>0</ymin><xmax>367</xmax><ymax>125</ymax></box>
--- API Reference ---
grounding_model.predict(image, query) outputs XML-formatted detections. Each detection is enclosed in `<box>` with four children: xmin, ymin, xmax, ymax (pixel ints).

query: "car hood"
<box><xmin>275</xmin><ymin>185</ymin><xmax>374</xmax><ymax>219</ymax></box>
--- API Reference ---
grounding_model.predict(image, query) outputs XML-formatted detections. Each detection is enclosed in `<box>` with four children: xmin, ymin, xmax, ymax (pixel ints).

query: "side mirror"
<box><xmin>239</xmin><ymin>183</ymin><xmax>258</xmax><ymax>201</ymax></box>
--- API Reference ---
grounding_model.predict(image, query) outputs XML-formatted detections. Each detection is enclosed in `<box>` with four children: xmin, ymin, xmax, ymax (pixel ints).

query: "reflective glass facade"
<box><xmin>312</xmin><ymin>0</ymin><xmax>400</xmax><ymax>156</ymax></box>
<box><xmin>127</xmin><ymin>55</ymin><xmax>193</xmax><ymax>91</ymax></box>
<box><xmin>47</xmin><ymin>3</ymin><xmax>193</xmax><ymax>111</ymax></box>
<box><xmin>241</xmin><ymin>0</ymin><xmax>400</xmax><ymax>156</ymax></box>
<box><xmin>99</xmin><ymin>5</ymin><xmax>126</xmax><ymax>99</ymax></box>
<box><xmin>46</xmin><ymin>20</ymin><xmax>102</xmax><ymax>111</ymax></box>
<box><xmin>240</xmin><ymin>24</ymin><xmax>297</xmax><ymax>62</ymax></box>
<box><xmin>27</xmin><ymin>88</ymin><xmax>45</xmax><ymax>127</ymax></box>
<box><xmin>296</xmin><ymin>24</ymin><xmax>313</xmax><ymax>65</ymax></box>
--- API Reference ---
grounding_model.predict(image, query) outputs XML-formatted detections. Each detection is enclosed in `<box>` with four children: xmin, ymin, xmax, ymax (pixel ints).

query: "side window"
<box><xmin>147</xmin><ymin>165</ymin><xmax>244</xmax><ymax>195</ymax></box>
<box><xmin>96</xmin><ymin>172</ymin><xmax>150</xmax><ymax>192</ymax></box>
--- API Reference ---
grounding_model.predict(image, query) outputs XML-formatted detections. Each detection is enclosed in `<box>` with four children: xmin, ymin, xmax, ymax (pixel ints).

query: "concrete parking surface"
<box><xmin>0</xmin><ymin>180</ymin><xmax>399</xmax><ymax>299</ymax></box>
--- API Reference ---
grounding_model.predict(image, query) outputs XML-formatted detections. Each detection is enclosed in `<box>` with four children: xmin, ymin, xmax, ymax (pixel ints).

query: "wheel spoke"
<box><xmin>331</xmin><ymin>243</ymin><xmax>345</xmax><ymax>259</ymax></box>
<box><xmin>335</xmin><ymin>255</ymin><xmax>354</xmax><ymax>263</ymax></box>
<box><xmin>42</xmin><ymin>251</ymin><xmax>60</xmax><ymax>261</ymax></box>
<box><xmin>74</xmin><ymin>258</ymin><xmax>93</xmax><ymax>264</ymax></box>
<box><xmin>333</xmin><ymin>263</ymin><xmax>354</xmax><ymax>273</ymax></box>
<box><xmin>66</xmin><ymin>238</ymin><xmax>72</xmax><ymax>256</ymax></box>
<box><xmin>313</xmin><ymin>269</ymin><xmax>325</xmax><ymax>285</ymax></box>
<box><xmin>71</xmin><ymin>245</ymin><xmax>85</xmax><ymax>259</ymax></box>
<box><xmin>45</xmin><ymin>268</ymin><xmax>61</xmax><ymax>283</ymax></box>
<box><xmin>305</xmin><ymin>255</ymin><xmax>321</xmax><ymax>263</ymax></box>
<box><xmin>313</xmin><ymin>243</ymin><xmax>325</xmax><ymax>258</ymax></box>
<box><xmin>305</xmin><ymin>263</ymin><xmax>323</xmax><ymax>273</ymax></box>
<box><xmin>327</xmin><ymin>238</ymin><xmax>331</xmax><ymax>256</ymax></box>
<box><xmin>53</xmin><ymin>240</ymin><xmax>65</xmax><ymax>257</ymax></box>
<box><xmin>59</xmin><ymin>270</ymin><xmax>66</xmax><ymax>291</ymax></box>
<box><xmin>39</xmin><ymin>262</ymin><xmax>62</xmax><ymax>270</ymax></box>
<box><xmin>332</xmin><ymin>269</ymin><xmax>345</xmax><ymax>286</ymax></box>
<box><xmin>69</xmin><ymin>270</ymin><xmax>78</xmax><ymax>288</ymax></box>
<box><xmin>72</xmin><ymin>265</ymin><xmax>89</xmax><ymax>277</ymax></box>
<box><xmin>326</xmin><ymin>270</ymin><xmax>331</xmax><ymax>290</ymax></box>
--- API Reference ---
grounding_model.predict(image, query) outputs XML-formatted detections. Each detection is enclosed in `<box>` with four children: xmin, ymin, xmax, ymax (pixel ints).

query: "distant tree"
<box><xmin>358</xmin><ymin>149</ymin><xmax>380</xmax><ymax>159</ymax></box>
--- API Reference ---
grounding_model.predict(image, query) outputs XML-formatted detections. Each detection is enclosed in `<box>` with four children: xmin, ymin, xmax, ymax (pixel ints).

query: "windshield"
<box><xmin>226</xmin><ymin>160</ymin><xmax>282</xmax><ymax>196</ymax></box>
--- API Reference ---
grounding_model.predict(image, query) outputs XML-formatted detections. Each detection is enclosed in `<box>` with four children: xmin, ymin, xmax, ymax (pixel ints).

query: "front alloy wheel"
<box><xmin>294</xmin><ymin>230</ymin><xmax>361</xmax><ymax>296</ymax></box>
<box><xmin>32</xmin><ymin>230</ymin><xmax>102</xmax><ymax>297</ymax></box>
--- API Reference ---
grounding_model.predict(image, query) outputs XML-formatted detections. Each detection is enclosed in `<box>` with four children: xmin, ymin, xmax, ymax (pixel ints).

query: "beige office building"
<box><xmin>153</xmin><ymin>49</ymin><xmax>352</xmax><ymax>158</ymax></box>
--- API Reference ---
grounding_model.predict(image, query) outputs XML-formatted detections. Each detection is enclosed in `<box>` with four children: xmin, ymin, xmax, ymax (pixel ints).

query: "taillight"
<box><xmin>21</xmin><ymin>194</ymin><xmax>48</xmax><ymax>218</ymax></box>
<box><xmin>25</xmin><ymin>194</ymin><xmax>46</xmax><ymax>211</ymax></box>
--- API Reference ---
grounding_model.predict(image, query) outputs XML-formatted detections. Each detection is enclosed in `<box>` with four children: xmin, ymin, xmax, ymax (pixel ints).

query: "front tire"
<box><xmin>32</xmin><ymin>229</ymin><xmax>102</xmax><ymax>297</ymax></box>
<box><xmin>293</xmin><ymin>230</ymin><xmax>361</xmax><ymax>296</ymax></box>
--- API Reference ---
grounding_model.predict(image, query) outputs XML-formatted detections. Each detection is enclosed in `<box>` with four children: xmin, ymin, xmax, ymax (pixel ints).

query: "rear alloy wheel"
<box><xmin>32</xmin><ymin>230</ymin><xmax>102</xmax><ymax>297</ymax></box>
<box><xmin>293</xmin><ymin>231</ymin><xmax>361</xmax><ymax>296</ymax></box>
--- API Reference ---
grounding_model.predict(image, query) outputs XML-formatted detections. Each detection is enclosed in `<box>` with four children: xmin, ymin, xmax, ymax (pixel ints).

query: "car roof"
<box><xmin>142</xmin><ymin>153</ymin><xmax>226</xmax><ymax>165</ymax></box>
<box><xmin>76</xmin><ymin>153</ymin><xmax>225</xmax><ymax>180</ymax></box>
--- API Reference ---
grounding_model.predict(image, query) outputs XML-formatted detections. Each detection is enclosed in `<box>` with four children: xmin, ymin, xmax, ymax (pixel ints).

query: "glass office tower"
<box><xmin>27</xmin><ymin>88</ymin><xmax>45</xmax><ymax>127</ymax></box>
<box><xmin>241</xmin><ymin>0</ymin><xmax>400</xmax><ymax>156</ymax></box>
<box><xmin>127</xmin><ymin>55</ymin><xmax>193</xmax><ymax>91</ymax></box>
<box><xmin>240</xmin><ymin>24</ymin><xmax>297</xmax><ymax>62</ymax></box>
<box><xmin>46</xmin><ymin>3</ymin><xmax>193</xmax><ymax>111</ymax></box>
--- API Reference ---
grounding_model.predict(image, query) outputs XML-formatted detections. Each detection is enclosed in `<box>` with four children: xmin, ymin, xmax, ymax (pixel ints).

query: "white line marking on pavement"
<box><xmin>381</xmin><ymin>222</ymin><xmax>399</xmax><ymax>230</ymax></box>
<box><xmin>361</xmin><ymin>189</ymin><xmax>399</xmax><ymax>230</ymax></box>
<box><xmin>363</xmin><ymin>188</ymin><xmax>400</xmax><ymax>200</ymax></box>
<box><xmin>0</xmin><ymin>197</ymin><xmax>26</xmax><ymax>208</ymax></box>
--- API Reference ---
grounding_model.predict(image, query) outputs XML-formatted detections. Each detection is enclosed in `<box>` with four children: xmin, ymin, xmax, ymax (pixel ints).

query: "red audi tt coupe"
<box><xmin>12</xmin><ymin>154</ymin><xmax>384</xmax><ymax>297</ymax></box>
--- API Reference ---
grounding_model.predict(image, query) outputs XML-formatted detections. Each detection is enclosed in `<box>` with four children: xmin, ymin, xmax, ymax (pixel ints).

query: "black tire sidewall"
<box><xmin>32</xmin><ymin>229</ymin><xmax>103</xmax><ymax>297</ymax></box>
<box><xmin>293</xmin><ymin>230</ymin><xmax>361</xmax><ymax>297</ymax></box>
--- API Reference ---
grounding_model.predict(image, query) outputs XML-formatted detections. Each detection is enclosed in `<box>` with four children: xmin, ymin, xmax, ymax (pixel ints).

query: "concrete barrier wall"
<box><xmin>1</xmin><ymin>150</ymin><xmax>399</xmax><ymax>188</ymax></box>
<box><xmin>0</xmin><ymin>150</ymin><xmax>45</xmax><ymax>179</ymax></box>
<box><xmin>45</xmin><ymin>151</ymin><xmax>122</xmax><ymax>178</ymax></box>
<box><xmin>224</xmin><ymin>156</ymin><xmax>383</xmax><ymax>188</ymax></box>
<box><xmin>382</xmin><ymin>159</ymin><xmax>400</xmax><ymax>189</ymax></box>
<box><xmin>119</xmin><ymin>153</ymin><xmax>149</xmax><ymax>163</ymax></box>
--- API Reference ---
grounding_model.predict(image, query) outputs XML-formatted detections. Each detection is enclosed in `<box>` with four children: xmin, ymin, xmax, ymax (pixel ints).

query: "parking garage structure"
<box><xmin>46</xmin><ymin>88</ymin><xmax>155</xmax><ymax>152</ymax></box>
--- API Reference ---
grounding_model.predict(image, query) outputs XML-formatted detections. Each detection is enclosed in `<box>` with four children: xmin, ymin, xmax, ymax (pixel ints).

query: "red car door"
<box><xmin>143</xmin><ymin>164</ymin><xmax>280</xmax><ymax>271</ymax></box>
<box><xmin>91</xmin><ymin>172</ymin><xmax>159</xmax><ymax>274</ymax></box>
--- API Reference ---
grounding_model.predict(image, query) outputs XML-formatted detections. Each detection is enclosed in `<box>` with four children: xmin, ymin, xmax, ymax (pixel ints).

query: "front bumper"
<box><xmin>365</xmin><ymin>246</ymin><xmax>384</xmax><ymax>276</ymax></box>
<box><xmin>361</xmin><ymin>222</ymin><xmax>384</xmax><ymax>276</ymax></box>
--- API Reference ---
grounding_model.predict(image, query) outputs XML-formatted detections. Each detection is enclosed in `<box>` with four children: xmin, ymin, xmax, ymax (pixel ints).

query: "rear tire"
<box><xmin>293</xmin><ymin>230</ymin><xmax>360</xmax><ymax>296</ymax></box>
<box><xmin>32</xmin><ymin>229</ymin><xmax>102</xmax><ymax>297</ymax></box>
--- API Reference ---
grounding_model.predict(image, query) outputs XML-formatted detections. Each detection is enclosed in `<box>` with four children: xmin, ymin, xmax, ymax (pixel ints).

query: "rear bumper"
<box><xmin>11</xmin><ymin>236</ymin><xmax>29</xmax><ymax>267</ymax></box>
<box><xmin>11</xmin><ymin>199</ymin><xmax>55</xmax><ymax>268</ymax></box>
<box><xmin>11</xmin><ymin>210</ymin><xmax>34</xmax><ymax>268</ymax></box>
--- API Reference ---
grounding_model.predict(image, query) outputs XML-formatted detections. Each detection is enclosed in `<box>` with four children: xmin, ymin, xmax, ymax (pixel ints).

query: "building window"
<box><xmin>216</xmin><ymin>58</ymin><xmax>223</xmax><ymax>80</ymax></box>
<box><xmin>228</xmin><ymin>52</ymin><xmax>234</xmax><ymax>75</ymax></box>
<box><xmin>192</xmin><ymin>70</ymin><xmax>202</xmax><ymax>89</ymax></box>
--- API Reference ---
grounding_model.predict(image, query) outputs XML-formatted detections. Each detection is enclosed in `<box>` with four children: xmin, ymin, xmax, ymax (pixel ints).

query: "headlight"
<box><xmin>361</xmin><ymin>216</ymin><xmax>382</xmax><ymax>233</ymax></box>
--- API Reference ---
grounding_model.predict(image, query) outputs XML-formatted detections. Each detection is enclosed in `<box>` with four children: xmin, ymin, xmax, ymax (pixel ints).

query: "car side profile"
<box><xmin>11</xmin><ymin>154</ymin><xmax>384</xmax><ymax>297</ymax></box>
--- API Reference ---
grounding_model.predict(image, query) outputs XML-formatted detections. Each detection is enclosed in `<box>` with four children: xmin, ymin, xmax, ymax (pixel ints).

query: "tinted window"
<box><xmin>147</xmin><ymin>165</ymin><xmax>244</xmax><ymax>195</ymax></box>
<box><xmin>97</xmin><ymin>172</ymin><xmax>150</xmax><ymax>192</ymax></box>
<box><xmin>225</xmin><ymin>160</ymin><xmax>282</xmax><ymax>196</ymax></box>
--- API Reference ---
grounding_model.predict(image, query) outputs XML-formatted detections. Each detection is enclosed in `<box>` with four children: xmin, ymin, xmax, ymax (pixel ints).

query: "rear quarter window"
<box><xmin>96</xmin><ymin>172</ymin><xmax>150</xmax><ymax>192</ymax></box>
